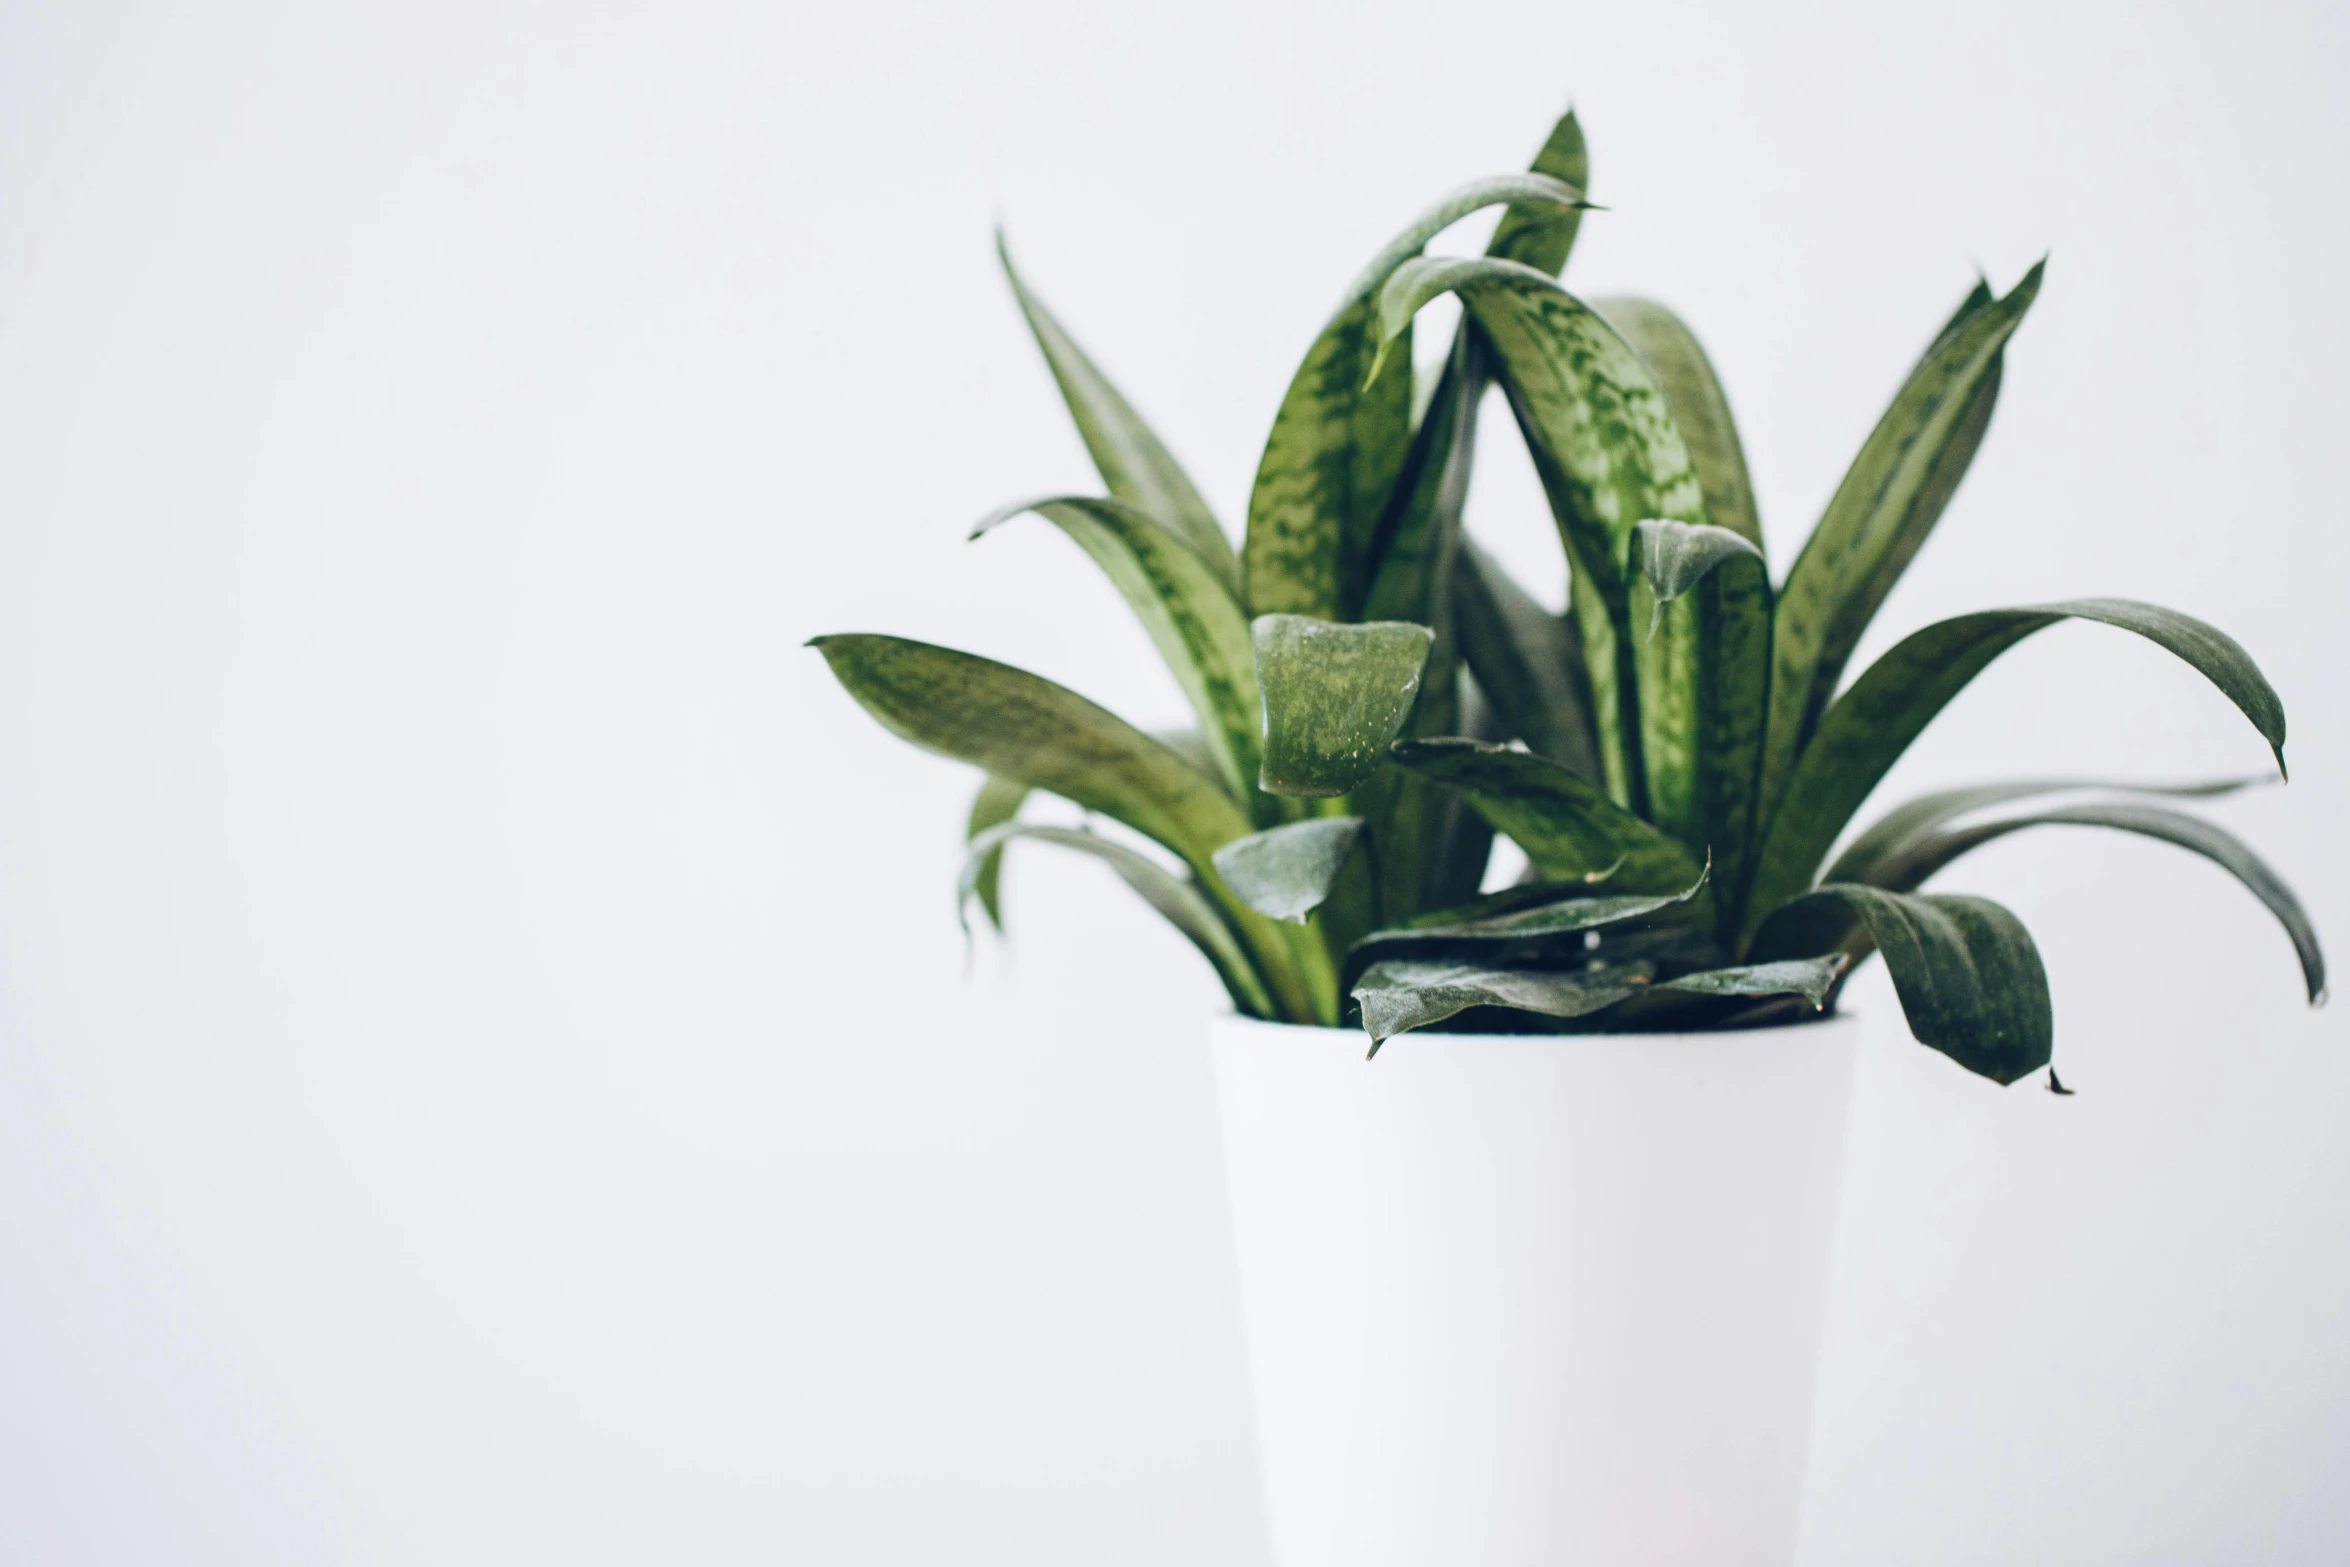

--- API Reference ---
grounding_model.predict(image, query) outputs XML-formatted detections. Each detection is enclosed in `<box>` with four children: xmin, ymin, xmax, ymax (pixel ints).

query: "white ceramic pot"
<box><xmin>1210</xmin><ymin>1013</ymin><xmax>1858</xmax><ymax>1567</ymax></box>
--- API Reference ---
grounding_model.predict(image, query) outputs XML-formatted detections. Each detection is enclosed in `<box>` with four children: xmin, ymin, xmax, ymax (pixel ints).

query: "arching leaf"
<box><xmin>1826</xmin><ymin>776</ymin><xmax>2259</xmax><ymax>886</ymax></box>
<box><xmin>1389</xmin><ymin>737</ymin><xmax>1706</xmax><ymax>890</ymax></box>
<box><xmin>1353</xmin><ymin>960</ymin><xmax>1645</xmax><ymax>1051</ymax></box>
<box><xmin>965</xmin><ymin>773</ymin><xmax>1030</xmax><ymax>931</ymax></box>
<box><xmin>1212</xmin><ymin>817</ymin><xmax>1365</xmax><ymax>923</ymax></box>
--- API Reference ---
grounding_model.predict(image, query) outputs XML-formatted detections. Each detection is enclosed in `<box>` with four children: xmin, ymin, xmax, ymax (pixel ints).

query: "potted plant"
<box><xmin>814</xmin><ymin>110</ymin><xmax>2323</xmax><ymax>1566</ymax></box>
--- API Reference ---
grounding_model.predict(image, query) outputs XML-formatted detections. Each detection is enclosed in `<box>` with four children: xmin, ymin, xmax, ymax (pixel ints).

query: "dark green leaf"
<box><xmin>1388</xmin><ymin>737</ymin><xmax>1707</xmax><ymax>889</ymax></box>
<box><xmin>974</xmin><ymin>496</ymin><xmax>1261</xmax><ymax>806</ymax></box>
<box><xmin>1212</xmin><ymin>817</ymin><xmax>1365</xmax><ymax>923</ymax></box>
<box><xmin>998</xmin><ymin>235</ymin><xmax>1238</xmax><ymax>588</ymax></box>
<box><xmin>1486</xmin><ymin>109</ymin><xmax>1591</xmax><ymax>276</ymax></box>
<box><xmin>1242</xmin><ymin>173</ymin><xmax>1588</xmax><ymax>618</ymax></box>
<box><xmin>1452</xmin><ymin>541</ymin><xmax>1601</xmax><ymax>780</ymax></box>
<box><xmin>1760</xmin><ymin>267</ymin><xmax>2041</xmax><ymax>829</ymax></box>
<box><xmin>1353</xmin><ymin>960</ymin><xmax>1645</xmax><ymax>1049</ymax></box>
<box><xmin>1866</xmin><ymin>801</ymin><xmax>2324</xmax><ymax>1003</ymax></box>
<box><xmin>965</xmin><ymin>773</ymin><xmax>1030</xmax><ymax>931</ymax></box>
<box><xmin>1755</xmin><ymin>885</ymin><xmax>2053</xmax><ymax>1085</ymax></box>
<box><xmin>1742</xmin><ymin>598</ymin><xmax>2290</xmax><ymax>940</ymax></box>
<box><xmin>1254</xmin><ymin>615</ymin><xmax>1434</xmax><ymax>798</ymax></box>
<box><xmin>1655</xmin><ymin>955</ymin><xmax>1846</xmax><ymax>1010</ymax></box>
<box><xmin>960</xmin><ymin>823</ymin><xmax>1274</xmax><ymax>1017</ymax></box>
<box><xmin>1825</xmin><ymin>776</ymin><xmax>2259</xmax><ymax>886</ymax></box>
<box><xmin>1595</xmin><ymin>298</ymin><xmax>1762</xmax><ymax>549</ymax></box>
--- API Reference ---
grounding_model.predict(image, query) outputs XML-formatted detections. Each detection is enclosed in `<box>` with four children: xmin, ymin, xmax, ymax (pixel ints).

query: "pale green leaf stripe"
<box><xmin>1254</xmin><ymin>615</ymin><xmax>1434</xmax><ymax>798</ymax></box>
<box><xmin>1212</xmin><ymin>817</ymin><xmax>1364</xmax><ymax>923</ymax></box>
<box><xmin>811</xmin><ymin>633</ymin><xmax>1323</xmax><ymax>1022</ymax></box>
<box><xmin>998</xmin><ymin>235</ymin><xmax>1239</xmax><ymax>589</ymax></box>
<box><xmin>1759</xmin><ymin>266</ymin><xmax>2042</xmax><ymax>829</ymax></box>
<box><xmin>1826</xmin><ymin>775</ymin><xmax>2257</xmax><ymax>885</ymax></box>
<box><xmin>965</xmin><ymin>774</ymin><xmax>1031</xmax><ymax>931</ymax></box>
<box><xmin>1377</xmin><ymin>255</ymin><xmax>1708</xmax><ymax>809</ymax></box>
<box><xmin>1741</xmin><ymin>598</ymin><xmax>2288</xmax><ymax>939</ymax></box>
<box><xmin>1452</xmin><ymin>540</ymin><xmax>1602</xmax><ymax>780</ymax></box>
<box><xmin>1387</xmin><ymin>738</ymin><xmax>1706</xmax><ymax>890</ymax></box>
<box><xmin>1242</xmin><ymin>172</ymin><xmax>1588</xmax><ymax>619</ymax></box>
<box><xmin>960</xmin><ymin>823</ymin><xmax>1275</xmax><ymax>1018</ymax></box>
<box><xmin>1595</xmin><ymin>298</ymin><xmax>1762</xmax><ymax>549</ymax></box>
<box><xmin>1760</xmin><ymin>886</ymin><xmax>2053</xmax><ymax>1085</ymax></box>
<box><xmin>1867</xmin><ymin>801</ymin><xmax>2325</xmax><ymax>1003</ymax></box>
<box><xmin>1353</xmin><ymin>960</ymin><xmax>1643</xmax><ymax>1050</ymax></box>
<box><xmin>974</xmin><ymin>496</ymin><xmax>1262</xmax><ymax>808</ymax></box>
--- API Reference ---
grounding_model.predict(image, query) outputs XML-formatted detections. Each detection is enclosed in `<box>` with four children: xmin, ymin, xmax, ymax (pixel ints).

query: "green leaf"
<box><xmin>1825</xmin><ymin>776</ymin><xmax>2259</xmax><ymax>886</ymax></box>
<box><xmin>960</xmin><ymin>823</ymin><xmax>1275</xmax><ymax>1018</ymax></box>
<box><xmin>1865</xmin><ymin>800</ymin><xmax>2325</xmax><ymax>1004</ymax></box>
<box><xmin>1253</xmin><ymin>615</ymin><xmax>1435</xmax><ymax>797</ymax></box>
<box><xmin>1388</xmin><ymin>737</ymin><xmax>1707</xmax><ymax>889</ymax></box>
<box><xmin>1594</xmin><ymin>298</ymin><xmax>1762</xmax><ymax>549</ymax></box>
<box><xmin>1242</xmin><ymin>172</ymin><xmax>1588</xmax><ymax>618</ymax></box>
<box><xmin>1211</xmin><ymin>816</ymin><xmax>1364</xmax><ymax>923</ymax></box>
<box><xmin>1486</xmin><ymin>109</ymin><xmax>1592</xmax><ymax>276</ymax></box>
<box><xmin>1655</xmin><ymin>955</ymin><xmax>1847</xmax><ymax>1010</ymax></box>
<box><xmin>1452</xmin><ymin>540</ymin><xmax>1602</xmax><ymax>781</ymax></box>
<box><xmin>965</xmin><ymin>773</ymin><xmax>1030</xmax><ymax>931</ymax></box>
<box><xmin>1742</xmin><ymin>598</ymin><xmax>2290</xmax><ymax>941</ymax></box>
<box><xmin>1353</xmin><ymin>960</ymin><xmax>1645</xmax><ymax>1050</ymax></box>
<box><xmin>1759</xmin><ymin>267</ymin><xmax>2042</xmax><ymax>830</ymax></box>
<box><xmin>1628</xmin><ymin>519</ymin><xmax>1771</xmax><ymax>914</ymax></box>
<box><xmin>812</xmin><ymin>633</ymin><xmax>1328</xmax><ymax>1022</ymax></box>
<box><xmin>1377</xmin><ymin>255</ymin><xmax>1710</xmax><ymax>810</ymax></box>
<box><xmin>1755</xmin><ymin>885</ymin><xmax>2053</xmax><ymax>1085</ymax></box>
<box><xmin>974</xmin><ymin>496</ymin><xmax>1262</xmax><ymax>807</ymax></box>
<box><xmin>998</xmin><ymin>235</ymin><xmax>1238</xmax><ymax>588</ymax></box>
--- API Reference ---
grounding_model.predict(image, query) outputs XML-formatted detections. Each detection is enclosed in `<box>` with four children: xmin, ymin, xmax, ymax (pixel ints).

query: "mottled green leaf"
<box><xmin>1826</xmin><ymin>776</ymin><xmax>2257</xmax><ymax>886</ymax></box>
<box><xmin>965</xmin><ymin>773</ymin><xmax>1030</xmax><ymax>931</ymax></box>
<box><xmin>1211</xmin><ymin>816</ymin><xmax>1364</xmax><ymax>923</ymax></box>
<box><xmin>1759</xmin><ymin>267</ymin><xmax>2041</xmax><ymax>830</ymax></box>
<box><xmin>1486</xmin><ymin>109</ymin><xmax>1592</xmax><ymax>276</ymax></box>
<box><xmin>1388</xmin><ymin>737</ymin><xmax>1706</xmax><ymax>889</ymax></box>
<box><xmin>1353</xmin><ymin>960</ymin><xmax>1645</xmax><ymax>1049</ymax></box>
<box><xmin>1866</xmin><ymin>801</ymin><xmax>2324</xmax><ymax>1003</ymax></box>
<box><xmin>1254</xmin><ymin>615</ymin><xmax>1434</xmax><ymax>798</ymax></box>
<box><xmin>1755</xmin><ymin>885</ymin><xmax>2052</xmax><ymax>1085</ymax></box>
<box><xmin>974</xmin><ymin>496</ymin><xmax>1261</xmax><ymax>806</ymax></box>
<box><xmin>1742</xmin><ymin>599</ymin><xmax>2289</xmax><ymax>940</ymax></box>
<box><xmin>1452</xmin><ymin>540</ymin><xmax>1601</xmax><ymax>780</ymax></box>
<box><xmin>1655</xmin><ymin>955</ymin><xmax>1847</xmax><ymax>1010</ymax></box>
<box><xmin>1595</xmin><ymin>298</ymin><xmax>1761</xmax><ymax>549</ymax></box>
<box><xmin>999</xmin><ymin>236</ymin><xmax>1238</xmax><ymax>588</ymax></box>
<box><xmin>1242</xmin><ymin>173</ymin><xmax>1588</xmax><ymax>618</ymax></box>
<box><xmin>960</xmin><ymin>823</ymin><xmax>1274</xmax><ymax>1017</ymax></box>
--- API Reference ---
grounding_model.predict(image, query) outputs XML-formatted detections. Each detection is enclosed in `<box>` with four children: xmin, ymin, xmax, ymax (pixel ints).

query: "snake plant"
<box><xmin>815</xmin><ymin>110</ymin><xmax>2324</xmax><ymax>1084</ymax></box>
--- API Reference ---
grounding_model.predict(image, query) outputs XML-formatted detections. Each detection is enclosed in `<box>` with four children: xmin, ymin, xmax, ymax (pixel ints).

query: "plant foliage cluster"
<box><xmin>816</xmin><ymin>110</ymin><xmax>2323</xmax><ymax>1082</ymax></box>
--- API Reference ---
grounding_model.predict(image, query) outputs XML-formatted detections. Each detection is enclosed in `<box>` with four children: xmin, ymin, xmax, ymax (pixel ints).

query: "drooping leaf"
<box><xmin>998</xmin><ymin>236</ymin><xmax>1238</xmax><ymax>588</ymax></box>
<box><xmin>1654</xmin><ymin>954</ymin><xmax>1847</xmax><ymax>1010</ymax></box>
<box><xmin>1754</xmin><ymin>885</ymin><xmax>2053</xmax><ymax>1085</ymax></box>
<box><xmin>965</xmin><ymin>773</ymin><xmax>1031</xmax><ymax>930</ymax></box>
<box><xmin>1253</xmin><ymin>615</ymin><xmax>1435</xmax><ymax>797</ymax></box>
<box><xmin>1452</xmin><ymin>541</ymin><xmax>1601</xmax><ymax>780</ymax></box>
<box><xmin>1634</xmin><ymin>518</ymin><xmax>1765</xmax><ymax>605</ymax></box>
<box><xmin>1353</xmin><ymin>959</ymin><xmax>1646</xmax><ymax>1050</ymax></box>
<box><xmin>974</xmin><ymin>496</ymin><xmax>1262</xmax><ymax>807</ymax></box>
<box><xmin>1741</xmin><ymin>598</ymin><xmax>2290</xmax><ymax>940</ymax></box>
<box><xmin>1595</xmin><ymin>298</ymin><xmax>1762</xmax><ymax>548</ymax></box>
<box><xmin>1212</xmin><ymin>816</ymin><xmax>1365</xmax><ymax>923</ymax></box>
<box><xmin>1866</xmin><ymin>801</ymin><xmax>2325</xmax><ymax>1003</ymax></box>
<box><xmin>1825</xmin><ymin>776</ymin><xmax>2259</xmax><ymax>886</ymax></box>
<box><xmin>1759</xmin><ymin>267</ymin><xmax>2042</xmax><ymax>830</ymax></box>
<box><xmin>1241</xmin><ymin>172</ymin><xmax>1588</xmax><ymax>618</ymax></box>
<box><xmin>812</xmin><ymin>633</ymin><xmax>1326</xmax><ymax>1021</ymax></box>
<box><xmin>1486</xmin><ymin>109</ymin><xmax>1591</xmax><ymax>276</ymax></box>
<box><xmin>960</xmin><ymin>823</ymin><xmax>1274</xmax><ymax>1017</ymax></box>
<box><xmin>1388</xmin><ymin>737</ymin><xmax>1707</xmax><ymax>889</ymax></box>
<box><xmin>1376</xmin><ymin>255</ymin><xmax>1710</xmax><ymax>810</ymax></box>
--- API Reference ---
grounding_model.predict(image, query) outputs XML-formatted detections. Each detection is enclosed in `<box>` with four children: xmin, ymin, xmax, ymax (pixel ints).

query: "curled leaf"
<box><xmin>1253</xmin><ymin>615</ymin><xmax>1434</xmax><ymax>797</ymax></box>
<box><xmin>1212</xmin><ymin>817</ymin><xmax>1365</xmax><ymax>923</ymax></box>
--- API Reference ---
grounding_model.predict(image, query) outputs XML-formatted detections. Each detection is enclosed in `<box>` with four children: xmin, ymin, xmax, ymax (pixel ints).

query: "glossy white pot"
<box><xmin>1210</xmin><ymin>1013</ymin><xmax>1858</xmax><ymax>1567</ymax></box>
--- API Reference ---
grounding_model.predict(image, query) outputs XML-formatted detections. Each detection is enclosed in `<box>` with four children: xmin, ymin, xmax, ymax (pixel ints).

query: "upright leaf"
<box><xmin>974</xmin><ymin>496</ymin><xmax>1262</xmax><ymax>808</ymax></box>
<box><xmin>999</xmin><ymin>236</ymin><xmax>1238</xmax><ymax>587</ymax></box>
<box><xmin>1388</xmin><ymin>737</ymin><xmax>1708</xmax><ymax>891</ymax></box>
<box><xmin>960</xmin><ymin>824</ymin><xmax>1275</xmax><ymax>1017</ymax></box>
<box><xmin>1594</xmin><ymin>298</ymin><xmax>1762</xmax><ymax>548</ymax></box>
<box><xmin>1759</xmin><ymin>267</ymin><xmax>2042</xmax><ymax>829</ymax></box>
<box><xmin>1452</xmin><ymin>540</ymin><xmax>1601</xmax><ymax>780</ymax></box>
<box><xmin>965</xmin><ymin>774</ymin><xmax>1031</xmax><ymax>930</ymax></box>
<box><xmin>1254</xmin><ymin>615</ymin><xmax>1435</xmax><ymax>797</ymax></box>
<box><xmin>1486</xmin><ymin>109</ymin><xmax>1591</xmax><ymax>276</ymax></box>
<box><xmin>1742</xmin><ymin>598</ymin><xmax>2288</xmax><ymax>940</ymax></box>
<box><xmin>1242</xmin><ymin>173</ymin><xmax>1588</xmax><ymax>618</ymax></box>
<box><xmin>1754</xmin><ymin>885</ymin><xmax>2053</xmax><ymax>1085</ymax></box>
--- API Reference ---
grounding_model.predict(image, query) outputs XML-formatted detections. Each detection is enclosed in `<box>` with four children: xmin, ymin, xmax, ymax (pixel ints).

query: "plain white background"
<box><xmin>0</xmin><ymin>0</ymin><xmax>2343</xmax><ymax>1560</ymax></box>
